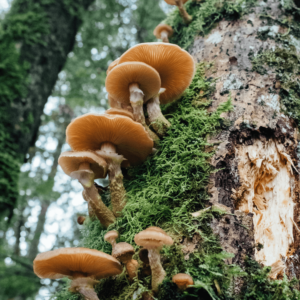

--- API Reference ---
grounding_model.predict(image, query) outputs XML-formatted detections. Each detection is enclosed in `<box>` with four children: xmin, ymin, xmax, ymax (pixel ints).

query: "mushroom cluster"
<box><xmin>33</xmin><ymin>227</ymin><xmax>180</xmax><ymax>299</ymax></box>
<box><xmin>33</xmin><ymin>33</ymin><xmax>195</xmax><ymax>298</ymax></box>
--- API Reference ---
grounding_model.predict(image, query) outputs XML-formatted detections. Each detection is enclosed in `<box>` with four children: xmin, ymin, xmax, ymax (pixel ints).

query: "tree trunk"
<box><xmin>188</xmin><ymin>0</ymin><xmax>300</xmax><ymax>287</ymax></box>
<box><xmin>0</xmin><ymin>0</ymin><xmax>94</xmax><ymax>220</ymax></box>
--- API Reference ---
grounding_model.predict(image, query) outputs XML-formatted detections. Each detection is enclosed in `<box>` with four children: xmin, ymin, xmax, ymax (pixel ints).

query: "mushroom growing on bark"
<box><xmin>134</xmin><ymin>226</ymin><xmax>173</xmax><ymax>292</ymax></box>
<box><xmin>112</xmin><ymin>242</ymin><xmax>139</xmax><ymax>281</ymax></box>
<box><xmin>77</xmin><ymin>216</ymin><xmax>86</xmax><ymax>225</ymax></box>
<box><xmin>164</xmin><ymin>0</ymin><xmax>192</xmax><ymax>24</ymax></box>
<box><xmin>58</xmin><ymin>151</ymin><xmax>116</xmax><ymax>227</ymax></box>
<box><xmin>33</xmin><ymin>247</ymin><xmax>122</xmax><ymax>300</ymax></box>
<box><xmin>172</xmin><ymin>273</ymin><xmax>194</xmax><ymax>290</ymax></box>
<box><xmin>119</xmin><ymin>43</ymin><xmax>195</xmax><ymax>135</ymax></box>
<box><xmin>104</xmin><ymin>230</ymin><xmax>119</xmax><ymax>251</ymax></box>
<box><xmin>153</xmin><ymin>24</ymin><xmax>173</xmax><ymax>43</ymax></box>
<box><xmin>105</xmin><ymin>61</ymin><xmax>161</xmax><ymax>142</ymax></box>
<box><xmin>66</xmin><ymin>113</ymin><xmax>153</xmax><ymax>217</ymax></box>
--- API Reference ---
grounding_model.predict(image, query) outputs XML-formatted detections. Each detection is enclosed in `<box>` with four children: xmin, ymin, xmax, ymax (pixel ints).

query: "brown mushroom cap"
<box><xmin>33</xmin><ymin>247</ymin><xmax>122</xmax><ymax>280</ymax></box>
<box><xmin>134</xmin><ymin>226</ymin><xmax>173</xmax><ymax>249</ymax></box>
<box><xmin>106</xmin><ymin>108</ymin><xmax>134</xmax><ymax>120</ymax></box>
<box><xmin>112</xmin><ymin>242</ymin><xmax>135</xmax><ymax>262</ymax></box>
<box><xmin>104</xmin><ymin>230</ymin><xmax>119</xmax><ymax>244</ymax></box>
<box><xmin>66</xmin><ymin>113</ymin><xmax>153</xmax><ymax>166</ymax></box>
<box><xmin>105</xmin><ymin>62</ymin><xmax>161</xmax><ymax>104</ymax></box>
<box><xmin>172</xmin><ymin>273</ymin><xmax>193</xmax><ymax>289</ymax></box>
<box><xmin>164</xmin><ymin>0</ymin><xmax>189</xmax><ymax>4</ymax></box>
<box><xmin>153</xmin><ymin>24</ymin><xmax>174</xmax><ymax>39</ymax></box>
<box><xmin>77</xmin><ymin>216</ymin><xmax>86</xmax><ymax>225</ymax></box>
<box><xmin>58</xmin><ymin>151</ymin><xmax>107</xmax><ymax>179</ymax></box>
<box><xmin>119</xmin><ymin>43</ymin><xmax>195</xmax><ymax>104</ymax></box>
<box><xmin>106</xmin><ymin>57</ymin><xmax>120</xmax><ymax>75</ymax></box>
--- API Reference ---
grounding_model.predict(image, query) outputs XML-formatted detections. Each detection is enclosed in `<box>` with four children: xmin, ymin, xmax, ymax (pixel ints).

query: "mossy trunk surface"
<box><xmin>0</xmin><ymin>0</ymin><xmax>94</xmax><ymax>220</ymax></box>
<box><xmin>190</xmin><ymin>0</ymin><xmax>300</xmax><ymax>285</ymax></box>
<box><xmin>55</xmin><ymin>0</ymin><xmax>300</xmax><ymax>299</ymax></box>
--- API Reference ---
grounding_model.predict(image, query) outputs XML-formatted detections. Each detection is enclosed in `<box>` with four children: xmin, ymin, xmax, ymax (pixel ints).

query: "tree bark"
<box><xmin>188</xmin><ymin>0</ymin><xmax>300</xmax><ymax>288</ymax></box>
<box><xmin>0</xmin><ymin>0</ymin><xmax>94</xmax><ymax>220</ymax></box>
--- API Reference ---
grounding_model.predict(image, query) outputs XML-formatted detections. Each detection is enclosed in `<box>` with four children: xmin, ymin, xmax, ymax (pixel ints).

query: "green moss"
<box><xmin>164</xmin><ymin>0</ymin><xmax>257</xmax><ymax>49</ymax></box>
<box><xmin>53</xmin><ymin>63</ymin><xmax>240</xmax><ymax>299</ymax></box>
<box><xmin>241</xmin><ymin>258</ymin><xmax>300</xmax><ymax>299</ymax></box>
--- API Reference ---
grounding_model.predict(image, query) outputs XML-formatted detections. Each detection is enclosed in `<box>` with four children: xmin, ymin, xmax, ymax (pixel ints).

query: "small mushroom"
<box><xmin>112</xmin><ymin>242</ymin><xmax>139</xmax><ymax>281</ymax></box>
<box><xmin>104</xmin><ymin>230</ymin><xmax>119</xmax><ymax>251</ymax></box>
<box><xmin>105</xmin><ymin>62</ymin><xmax>161</xmax><ymax>142</ymax></box>
<box><xmin>164</xmin><ymin>0</ymin><xmax>192</xmax><ymax>24</ymax></box>
<box><xmin>134</xmin><ymin>226</ymin><xmax>173</xmax><ymax>292</ymax></box>
<box><xmin>66</xmin><ymin>113</ymin><xmax>153</xmax><ymax>217</ymax></box>
<box><xmin>172</xmin><ymin>273</ymin><xmax>194</xmax><ymax>290</ymax></box>
<box><xmin>153</xmin><ymin>24</ymin><xmax>173</xmax><ymax>43</ymax></box>
<box><xmin>119</xmin><ymin>43</ymin><xmax>195</xmax><ymax>136</ymax></box>
<box><xmin>58</xmin><ymin>151</ymin><xmax>116</xmax><ymax>227</ymax></box>
<box><xmin>77</xmin><ymin>216</ymin><xmax>86</xmax><ymax>225</ymax></box>
<box><xmin>106</xmin><ymin>57</ymin><xmax>120</xmax><ymax>74</ymax></box>
<box><xmin>33</xmin><ymin>247</ymin><xmax>122</xmax><ymax>300</ymax></box>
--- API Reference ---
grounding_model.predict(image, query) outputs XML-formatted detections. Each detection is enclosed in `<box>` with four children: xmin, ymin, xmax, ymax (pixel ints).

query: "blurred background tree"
<box><xmin>0</xmin><ymin>0</ymin><xmax>167</xmax><ymax>298</ymax></box>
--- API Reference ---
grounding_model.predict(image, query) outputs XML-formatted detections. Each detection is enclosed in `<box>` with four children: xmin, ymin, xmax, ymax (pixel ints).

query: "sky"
<box><xmin>0</xmin><ymin>0</ymin><xmax>9</xmax><ymax>12</ymax></box>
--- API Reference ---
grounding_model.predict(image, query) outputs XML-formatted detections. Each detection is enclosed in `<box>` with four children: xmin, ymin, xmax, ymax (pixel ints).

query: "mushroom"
<box><xmin>172</xmin><ymin>273</ymin><xmax>194</xmax><ymax>290</ymax></box>
<box><xmin>153</xmin><ymin>24</ymin><xmax>173</xmax><ymax>43</ymax></box>
<box><xmin>108</xmin><ymin>94</ymin><xmax>133</xmax><ymax>113</ymax></box>
<box><xmin>66</xmin><ymin>113</ymin><xmax>153</xmax><ymax>217</ymax></box>
<box><xmin>105</xmin><ymin>61</ymin><xmax>161</xmax><ymax>142</ymax></box>
<box><xmin>106</xmin><ymin>108</ymin><xmax>134</xmax><ymax>119</ymax></box>
<box><xmin>106</xmin><ymin>57</ymin><xmax>120</xmax><ymax>74</ymax></box>
<box><xmin>139</xmin><ymin>248</ymin><xmax>151</xmax><ymax>276</ymax></box>
<box><xmin>58</xmin><ymin>151</ymin><xmax>116</xmax><ymax>227</ymax></box>
<box><xmin>112</xmin><ymin>242</ymin><xmax>139</xmax><ymax>281</ymax></box>
<box><xmin>164</xmin><ymin>0</ymin><xmax>192</xmax><ymax>24</ymax></box>
<box><xmin>104</xmin><ymin>230</ymin><xmax>119</xmax><ymax>251</ymax></box>
<box><xmin>134</xmin><ymin>226</ymin><xmax>173</xmax><ymax>292</ymax></box>
<box><xmin>77</xmin><ymin>216</ymin><xmax>86</xmax><ymax>225</ymax></box>
<box><xmin>33</xmin><ymin>247</ymin><xmax>122</xmax><ymax>300</ymax></box>
<box><xmin>119</xmin><ymin>43</ymin><xmax>195</xmax><ymax>135</ymax></box>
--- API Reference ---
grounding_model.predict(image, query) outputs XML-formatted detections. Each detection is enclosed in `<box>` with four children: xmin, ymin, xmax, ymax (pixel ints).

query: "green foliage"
<box><xmin>53</xmin><ymin>0</ymin><xmax>165</xmax><ymax>108</ymax></box>
<box><xmin>241</xmin><ymin>258</ymin><xmax>300</xmax><ymax>300</ymax></box>
<box><xmin>164</xmin><ymin>0</ymin><xmax>257</xmax><ymax>49</ymax></box>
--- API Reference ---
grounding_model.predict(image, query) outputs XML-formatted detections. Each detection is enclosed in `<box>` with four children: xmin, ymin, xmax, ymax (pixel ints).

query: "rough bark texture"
<box><xmin>188</xmin><ymin>0</ymin><xmax>300</xmax><ymax>284</ymax></box>
<box><xmin>0</xmin><ymin>0</ymin><xmax>94</xmax><ymax>220</ymax></box>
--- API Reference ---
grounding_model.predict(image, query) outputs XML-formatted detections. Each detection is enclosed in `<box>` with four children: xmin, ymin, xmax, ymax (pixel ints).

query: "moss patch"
<box><xmin>164</xmin><ymin>0</ymin><xmax>257</xmax><ymax>50</ymax></box>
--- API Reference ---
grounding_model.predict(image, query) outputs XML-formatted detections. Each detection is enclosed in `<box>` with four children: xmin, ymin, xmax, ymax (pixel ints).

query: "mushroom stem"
<box><xmin>160</xmin><ymin>30</ymin><xmax>169</xmax><ymax>43</ymax></box>
<box><xmin>70</xmin><ymin>278</ymin><xmax>99</xmax><ymax>300</ymax></box>
<box><xmin>125</xmin><ymin>259</ymin><xmax>139</xmax><ymax>281</ymax></box>
<box><xmin>175</xmin><ymin>0</ymin><xmax>192</xmax><ymax>24</ymax></box>
<box><xmin>147</xmin><ymin>94</ymin><xmax>171</xmax><ymax>136</ymax></box>
<box><xmin>148</xmin><ymin>248</ymin><xmax>166</xmax><ymax>292</ymax></box>
<box><xmin>71</xmin><ymin>163</ymin><xmax>94</xmax><ymax>188</ymax></box>
<box><xmin>82</xmin><ymin>190</ymin><xmax>96</xmax><ymax>218</ymax></box>
<box><xmin>129</xmin><ymin>83</ymin><xmax>159</xmax><ymax>142</ymax></box>
<box><xmin>98</xmin><ymin>143</ymin><xmax>126</xmax><ymax>217</ymax></box>
<box><xmin>82</xmin><ymin>187</ymin><xmax>116</xmax><ymax>228</ymax></box>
